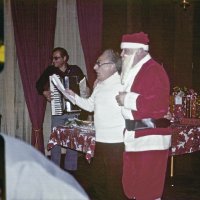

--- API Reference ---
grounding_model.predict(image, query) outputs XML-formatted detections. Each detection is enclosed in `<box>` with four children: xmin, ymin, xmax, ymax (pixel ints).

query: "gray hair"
<box><xmin>103</xmin><ymin>49</ymin><xmax>122</xmax><ymax>74</ymax></box>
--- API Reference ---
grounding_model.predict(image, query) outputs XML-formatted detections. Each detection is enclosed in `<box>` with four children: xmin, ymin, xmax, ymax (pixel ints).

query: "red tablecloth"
<box><xmin>170</xmin><ymin>123</ymin><xmax>200</xmax><ymax>156</ymax></box>
<box><xmin>47</xmin><ymin>124</ymin><xmax>200</xmax><ymax>162</ymax></box>
<box><xmin>47</xmin><ymin>126</ymin><xmax>95</xmax><ymax>162</ymax></box>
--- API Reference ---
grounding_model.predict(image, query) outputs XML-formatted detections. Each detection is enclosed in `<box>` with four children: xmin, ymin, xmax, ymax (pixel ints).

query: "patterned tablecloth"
<box><xmin>170</xmin><ymin>123</ymin><xmax>200</xmax><ymax>156</ymax></box>
<box><xmin>47</xmin><ymin>123</ymin><xmax>200</xmax><ymax>162</ymax></box>
<box><xmin>47</xmin><ymin>126</ymin><xmax>95</xmax><ymax>162</ymax></box>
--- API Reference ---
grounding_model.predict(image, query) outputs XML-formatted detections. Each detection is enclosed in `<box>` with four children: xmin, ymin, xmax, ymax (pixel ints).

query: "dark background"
<box><xmin>102</xmin><ymin>0</ymin><xmax>200</xmax><ymax>92</ymax></box>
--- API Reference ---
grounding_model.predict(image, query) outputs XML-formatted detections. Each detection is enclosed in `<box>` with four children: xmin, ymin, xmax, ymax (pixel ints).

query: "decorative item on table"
<box><xmin>170</xmin><ymin>87</ymin><xmax>185</xmax><ymax>121</ymax></box>
<box><xmin>196</xmin><ymin>96</ymin><xmax>200</xmax><ymax>118</ymax></box>
<box><xmin>170</xmin><ymin>86</ymin><xmax>198</xmax><ymax>121</ymax></box>
<box><xmin>183</xmin><ymin>89</ymin><xmax>197</xmax><ymax>118</ymax></box>
<box><xmin>64</xmin><ymin>118</ymin><xmax>94</xmax><ymax>131</ymax></box>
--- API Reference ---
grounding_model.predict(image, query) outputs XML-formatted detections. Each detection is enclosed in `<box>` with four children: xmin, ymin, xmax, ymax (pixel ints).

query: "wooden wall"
<box><xmin>102</xmin><ymin>0</ymin><xmax>200</xmax><ymax>92</ymax></box>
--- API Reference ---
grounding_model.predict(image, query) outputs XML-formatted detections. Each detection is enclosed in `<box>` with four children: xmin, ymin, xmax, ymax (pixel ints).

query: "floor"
<box><xmin>162</xmin><ymin>152</ymin><xmax>200</xmax><ymax>200</ymax></box>
<box><xmin>62</xmin><ymin>151</ymin><xmax>200</xmax><ymax>200</ymax></box>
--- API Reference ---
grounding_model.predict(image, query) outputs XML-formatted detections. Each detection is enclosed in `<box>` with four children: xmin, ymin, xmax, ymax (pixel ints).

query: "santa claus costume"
<box><xmin>120</xmin><ymin>32</ymin><xmax>172</xmax><ymax>200</ymax></box>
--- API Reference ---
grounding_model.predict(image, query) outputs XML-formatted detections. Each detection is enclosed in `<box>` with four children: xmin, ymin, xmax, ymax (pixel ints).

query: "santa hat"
<box><xmin>120</xmin><ymin>32</ymin><xmax>149</xmax><ymax>51</ymax></box>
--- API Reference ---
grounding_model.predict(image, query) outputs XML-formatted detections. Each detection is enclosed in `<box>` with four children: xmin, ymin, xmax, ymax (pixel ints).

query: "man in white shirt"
<box><xmin>66</xmin><ymin>49</ymin><xmax>127</xmax><ymax>199</ymax></box>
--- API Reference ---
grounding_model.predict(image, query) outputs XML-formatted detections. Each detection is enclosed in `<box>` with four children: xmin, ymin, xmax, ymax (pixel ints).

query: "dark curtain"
<box><xmin>76</xmin><ymin>0</ymin><xmax>103</xmax><ymax>87</ymax></box>
<box><xmin>11</xmin><ymin>0</ymin><xmax>57</xmax><ymax>153</ymax></box>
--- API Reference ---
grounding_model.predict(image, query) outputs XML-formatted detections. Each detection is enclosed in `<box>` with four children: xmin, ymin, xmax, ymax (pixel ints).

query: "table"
<box><xmin>47</xmin><ymin>126</ymin><xmax>95</xmax><ymax>162</ymax></box>
<box><xmin>47</xmin><ymin>123</ymin><xmax>200</xmax><ymax>164</ymax></box>
<box><xmin>170</xmin><ymin>123</ymin><xmax>200</xmax><ymax>156</ymax></box>
<box><xmin>169</xmin><ymin>123</ymin><xmax>200</xmax><ymax>183</ymax></box>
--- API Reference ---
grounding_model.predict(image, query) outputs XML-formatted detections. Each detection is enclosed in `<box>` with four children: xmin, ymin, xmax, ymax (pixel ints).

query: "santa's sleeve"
<box><xmin>123</xmin><ymin>64</ymin><xmax>170</xmax><ymax>114</ymax></box>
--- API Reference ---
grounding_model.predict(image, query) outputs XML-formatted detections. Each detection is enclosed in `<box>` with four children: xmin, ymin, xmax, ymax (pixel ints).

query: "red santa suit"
<box><xmin>120</xmin><ymin>33</ymin><xmax>172</xmax><ymax>200</ymax></box>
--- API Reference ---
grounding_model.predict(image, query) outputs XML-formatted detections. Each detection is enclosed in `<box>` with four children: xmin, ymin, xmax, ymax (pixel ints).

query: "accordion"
<box><xmin>49</xmin><ymin>75</ymin><xmax>81</xmax><ymax>115</ymax></box>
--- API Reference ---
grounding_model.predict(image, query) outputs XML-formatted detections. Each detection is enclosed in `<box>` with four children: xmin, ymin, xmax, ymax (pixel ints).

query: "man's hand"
<box><xmin>43</xmin><ymin>90</ymin><xmax>52</xmax><ymax>102</ymax></box>
<box><xmin>115</xmin><ymin>91</ymin><xmax>127</xmax><ymax>106</ymax></box>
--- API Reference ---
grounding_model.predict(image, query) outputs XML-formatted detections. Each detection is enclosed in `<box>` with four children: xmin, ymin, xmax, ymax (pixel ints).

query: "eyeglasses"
<box><xmin>52</xmin><ymin>56</ymin><xmax>62</xmax><ymax>60</ymax></box>
<box><xmin>95</xmin><ymin>61</ymin><xmax>114</xmax><ymax>68</ymax></box>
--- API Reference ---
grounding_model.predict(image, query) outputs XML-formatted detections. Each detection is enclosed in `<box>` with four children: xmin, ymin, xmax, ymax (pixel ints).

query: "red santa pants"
<box><xmin>122</xmin><ymin>150</ymin><xmax>169</xmax><ymax>200</ymax></box>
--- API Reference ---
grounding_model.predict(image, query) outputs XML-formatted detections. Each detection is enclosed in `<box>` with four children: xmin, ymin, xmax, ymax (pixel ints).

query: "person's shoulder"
<box><xmin>144</xmin><ymin>58</ymin><xmax>162</xmax><ymax>70</ymax></box>
<box><xmin>47</xmin><ymin>65</ymin><xmax>56</xmax><ymax>70</ymax></box>
<box><xmin>144</xmin><ymin>59</ymin><xmax>168</xmax><ymax>79</ymax></box>
<box><xmin>68</xmin><ymin>65</ymin><xmax>84</xmax><ymax>74</ymax></box>
<box><xmin>69</xmin><ymin>64</ymin><xmax>82</xmax><ymax>70</ymax></box>
<box><xmin>44</xmin><ymin>65</ymin><xmax>55</xmax><ymax>72</ymax></box>
<box><xmin>46</xmin><ymin>65</ymin><xmax>60</xmax><ymax>73</ymax></box>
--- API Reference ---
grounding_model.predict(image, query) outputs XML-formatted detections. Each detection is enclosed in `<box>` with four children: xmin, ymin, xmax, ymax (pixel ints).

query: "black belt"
<box><xmin>125</xmin><ymin>118</ymin><xmax>171</xmax><ymax>131</ymax></box>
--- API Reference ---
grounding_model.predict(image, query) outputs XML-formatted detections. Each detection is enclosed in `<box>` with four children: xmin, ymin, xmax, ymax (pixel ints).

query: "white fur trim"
<box><xmin>121</xmin><ymin>42</ymin><xmax>149</xmax><ymax>51</ymax></box>
<box><xmin>124</xmin><ymin>92</ymin><xmax>139</xmax><ymax>111</ymax></box>
<box><xmin>124</xmin><ymin>131</ymin><xmax>171</xmax><ymax>152</ymax></box>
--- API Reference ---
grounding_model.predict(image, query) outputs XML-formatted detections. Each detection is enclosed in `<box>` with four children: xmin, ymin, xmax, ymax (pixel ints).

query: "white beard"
<box><xmin>121</xmin><ymin>52</ymin><xmax>136</xmax><ymax>85</ymax></box>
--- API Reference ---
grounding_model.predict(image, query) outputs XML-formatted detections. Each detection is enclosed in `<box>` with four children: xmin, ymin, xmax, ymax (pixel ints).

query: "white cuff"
<box><xmin>124</xmin><ymin>92</ymin><xmax>139</xmax><ymax>111</ymax></box>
